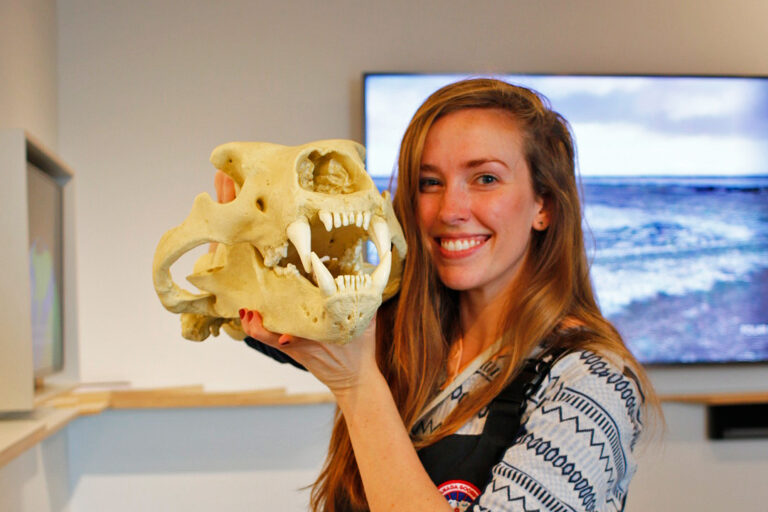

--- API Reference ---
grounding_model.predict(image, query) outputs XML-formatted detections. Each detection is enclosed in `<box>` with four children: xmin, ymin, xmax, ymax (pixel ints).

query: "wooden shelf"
<box><xmin>44</xmin><ymin>385</ymin><xmax>335</xmax><ymax>412</ymax></box>
<box><xmin>660</xmin><ymin>391</ymin><xmax>768</xmax><ymax>406</ymax></box>
<box><xmin>0</xmin><ymin>407</ymin><xmax>78</xmax><ymax>468</ymax></box>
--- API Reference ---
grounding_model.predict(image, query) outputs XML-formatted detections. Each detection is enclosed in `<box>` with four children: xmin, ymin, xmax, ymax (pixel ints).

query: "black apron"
<box><xmin>417</xmin><ymin>349</ymin><xmax>566</xmax><ymax>508</ymax></box>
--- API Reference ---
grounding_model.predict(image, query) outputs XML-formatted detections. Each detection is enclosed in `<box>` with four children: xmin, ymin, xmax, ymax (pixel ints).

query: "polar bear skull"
<box><xmin>152</xmin><ymin>140</ymin><xmax>406</xmax><ymax>345</ymax></box>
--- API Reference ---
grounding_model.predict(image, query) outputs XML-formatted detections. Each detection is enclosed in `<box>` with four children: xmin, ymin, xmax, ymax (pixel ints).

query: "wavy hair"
<box><xmin>310</xmin><ymin>78</ymin><xmax>658</xmax><ymax>511</ymax></box>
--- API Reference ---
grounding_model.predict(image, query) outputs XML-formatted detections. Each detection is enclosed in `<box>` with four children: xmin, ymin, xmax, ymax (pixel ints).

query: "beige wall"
<box><xmin>0</xmin><ymin>0</ymin><xmax>58</xmax><ymax>148</ymax></box>
<box><xmin>57</xmin><ymin>0</ymin><xmax>768</xmax><ymax>393</ymax></box>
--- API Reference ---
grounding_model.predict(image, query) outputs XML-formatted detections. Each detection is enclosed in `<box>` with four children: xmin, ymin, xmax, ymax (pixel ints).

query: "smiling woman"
<box><xmin>238</xmin><ymin>78</ymin><xmax>660</xmax><ymax>512</ymax></box>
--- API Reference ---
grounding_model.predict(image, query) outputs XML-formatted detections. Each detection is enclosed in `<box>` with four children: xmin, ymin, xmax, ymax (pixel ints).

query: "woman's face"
<box><xmin>417</xmin><ymin>108</ymin><xmax>547</xmax><ymax>300</ymax></box>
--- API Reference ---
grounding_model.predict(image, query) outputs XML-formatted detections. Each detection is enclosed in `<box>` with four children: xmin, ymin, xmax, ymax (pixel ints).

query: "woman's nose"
<box><xmin>438</xmin><ymin>185</ymin><xmax>470</xmax><ymax>225</ymax></box>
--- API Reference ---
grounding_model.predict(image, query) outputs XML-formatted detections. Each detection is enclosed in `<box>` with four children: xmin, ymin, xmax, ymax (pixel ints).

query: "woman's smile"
<box><xmin>436</xmin><ymin>235</ymin><xmax>489</xmax><ymax>257</ymax></box>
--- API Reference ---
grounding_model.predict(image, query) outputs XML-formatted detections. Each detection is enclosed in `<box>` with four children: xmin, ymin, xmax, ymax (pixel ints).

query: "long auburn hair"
<box><xmin>310</xmin><ymin>78</ymin><xmax>658</xmax><ymax>511</ymax></box>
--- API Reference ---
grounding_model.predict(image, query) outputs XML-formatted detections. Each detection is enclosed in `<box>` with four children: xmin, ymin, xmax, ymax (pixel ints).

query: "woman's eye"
<box><xmin>419</xmin><ymin>177</ymin><xmax>441</xmax><ymax>191</ymax></box>
<box><xmin>478</xmin><ymin>174</ymin><xmax>498</xmax><ymax>185</ymax></box>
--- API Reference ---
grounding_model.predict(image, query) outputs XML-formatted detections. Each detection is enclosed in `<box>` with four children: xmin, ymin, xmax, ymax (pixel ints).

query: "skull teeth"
<box><xmin>369</xmin><ymin>216</ymin><xmax>392</xmax><ymax>258</ymax></box>
<box><xmin>371</xmin><ymin>250</ymin><xmax>391</xmax><ymax>294</ymax></box>
<box><xmin>311</xmin><ymin>251</ymin><xmax>336</xmax><ymax>297</ymax></box>
<box><xmin>334</xmin><ymin>273</ymin><xmax>373</xmax><ymax>292</ymax></box>
<box><xmin>318</xmin><ymin>210</ymin><xmax>372</xmax><ymax>232</ymax></box>
<box><xmin>286</xmin><ymin>217</ymin><xmax>312</xmax><ymax>273</ymax></box>
<box><xmin>284</xmin><ymin>210</ymin><xmax>391</xmax><ymax>296</ymax></box>
<box><xmin>311</xmin><ymin>251</ymin><xmax>381</xmax><ymax>296</ymax></box>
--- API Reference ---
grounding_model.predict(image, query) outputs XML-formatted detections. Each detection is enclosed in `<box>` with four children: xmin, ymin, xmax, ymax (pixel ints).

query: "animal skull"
<box><xmin>152</xmin><ymin>140</ymin><xmax>406</xmax><ymax>345</ymax></box>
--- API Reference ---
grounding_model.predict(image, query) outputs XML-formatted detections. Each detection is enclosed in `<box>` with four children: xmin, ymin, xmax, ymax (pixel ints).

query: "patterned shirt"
<box><xmin>412</xmin><ymin>349</ymin><xmax>645</xmax><ymax>512</ymax></box>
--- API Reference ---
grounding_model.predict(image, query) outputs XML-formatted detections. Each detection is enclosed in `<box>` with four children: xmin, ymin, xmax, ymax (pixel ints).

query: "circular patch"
<box><xmin>438</xmin><ymin>480</ymin><xmax>481</xmax><ymax>512</ymax></box>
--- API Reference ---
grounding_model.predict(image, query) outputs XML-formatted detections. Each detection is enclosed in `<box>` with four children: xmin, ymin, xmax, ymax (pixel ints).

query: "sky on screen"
<box><xmin>364</xmin><ymin>74</ymin><xmax>768</xmax><ymax>178</ymax></box>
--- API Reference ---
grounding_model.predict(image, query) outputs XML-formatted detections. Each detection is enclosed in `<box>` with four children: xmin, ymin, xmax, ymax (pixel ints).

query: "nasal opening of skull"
<box><xmin>297</xmin><ymin>151</ymin><xmax>364</xmax><ymax>194</ymax></box>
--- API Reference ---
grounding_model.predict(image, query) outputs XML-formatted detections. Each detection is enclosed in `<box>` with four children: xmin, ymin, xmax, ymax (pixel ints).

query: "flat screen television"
<box><xmin>363</xmin><ymin>73</ymin><xmax>768</xmax><ymax>366</ymax></box>
<box><xmin>1</xmin><ymin>131</ymin><xmax>73</xmax><ymax>411</ymax></box>
<box><xmin>27</xmin><ymin>160</ymin><xmax>65</xmax><ymax>378</ymax></box>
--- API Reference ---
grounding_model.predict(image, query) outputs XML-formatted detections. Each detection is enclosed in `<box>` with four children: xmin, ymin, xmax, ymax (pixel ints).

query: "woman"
<box><xmin>235</xmin><ymin>78</ymin><xmax>657</xmax><ymax>511</ymax></box>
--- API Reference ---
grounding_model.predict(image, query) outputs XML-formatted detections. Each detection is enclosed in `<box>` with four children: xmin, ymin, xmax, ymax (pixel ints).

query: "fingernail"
<box><xmin>239</xmin><ymin>309</ymin><xmax>245</xmax><ymax>319</ymax></box>
<box><xmin>246</xmin><ymin>311</ymin><xmax>253</xmax><ymax>321</ymax></box>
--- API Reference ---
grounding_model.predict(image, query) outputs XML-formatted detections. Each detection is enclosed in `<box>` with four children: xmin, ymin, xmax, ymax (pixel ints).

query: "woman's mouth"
<box><xmin>437</xmin><ymin>235</ymin><xmax>489</xmax><ymax>257</ymax></box>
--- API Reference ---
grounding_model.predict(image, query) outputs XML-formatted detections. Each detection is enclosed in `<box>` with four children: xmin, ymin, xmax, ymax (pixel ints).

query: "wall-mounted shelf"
<box><xmin>660</xmin><ymin>391</ymin><xmax>768</xmax><ymax>440</ymax></box>
<box><xmin>659</xmin><ymin>391</ymin><xmax>768</xmax><ymax>406</ymax></box>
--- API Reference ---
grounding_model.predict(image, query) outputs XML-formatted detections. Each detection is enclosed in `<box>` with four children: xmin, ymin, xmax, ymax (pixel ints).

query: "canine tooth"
<box><xmin>333</xmin><ymin>211</ymin><xmax>342</xmax><ymax>228</ymax></box>
<box><xmin>311</xmin><ymin>252</ymin><xmax>336</xmax><ymax>296</ymax></box>
<box><xmin>363</xmin><ymin>211</ymin><xmax>371</xmax><ymax>230</ymax></box>
<box><xmin>372</xmin><ymin>250</ymin><xmax>391</xmax><ymax>294</ymax></box>
<box><xmin>319</xmin><ymin>210</ymin><xmax>333</xmax><ymax>231</ymax></box>
<box><xmin>286</xmin><ymin>217</ymin><xmax>312</xmax><ymax>273</ymax></box>
<box><xmin>356</xmin><ymin>212</ymin><xmax>363</xmax><ymax>227</ymax></box>
<box><xmin>370</xmin><ymin>216</ymin><xmax>392</xmax><ymax>257</ymax></box>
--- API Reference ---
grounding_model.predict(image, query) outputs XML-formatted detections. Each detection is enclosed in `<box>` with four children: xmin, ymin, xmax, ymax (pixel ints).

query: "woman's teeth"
<box><xmin>440</xmin><ymin>238</ymin><xmax>483</xmax><ymax>252</ymax></box>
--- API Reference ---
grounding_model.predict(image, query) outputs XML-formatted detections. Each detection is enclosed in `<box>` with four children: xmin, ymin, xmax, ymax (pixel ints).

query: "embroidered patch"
<box><xmin>438</xmin><ymin>480</ymin><xmax>480</xmax><ymax>511</ymax></box>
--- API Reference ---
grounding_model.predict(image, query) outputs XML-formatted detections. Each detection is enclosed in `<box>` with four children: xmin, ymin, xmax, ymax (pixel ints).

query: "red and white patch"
<box><xmin>438</xmin><ymin>480</ymin><xmax>481</xmax><ymax>512</ymax></box>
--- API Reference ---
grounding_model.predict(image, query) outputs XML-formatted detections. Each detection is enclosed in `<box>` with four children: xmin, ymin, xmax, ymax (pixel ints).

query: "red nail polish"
<box><xmin>239</xmin><ymin>309</ymin><xmax>245</xmax><ymax>319</ymax></box>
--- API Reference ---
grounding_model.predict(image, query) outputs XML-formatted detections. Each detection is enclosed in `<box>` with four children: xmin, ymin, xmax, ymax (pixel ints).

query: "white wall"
<box><xmin>57</xmin><ymin>0</ymin><xmax>768</xmax><ymax>394</ymax></box>
<box><xmin>0</xmin><ymin>429</ymin><xmax>71</xmax><ymax>512</ymax></box>
<box><xmin>0</xmin><ymin>0</ymin><xmax>58</xmax><ymax>149</ymax></box>
<box><xmin>2</xmin><ymin>0</ymin><xmax>766</xmax><ymax>510</ymax></box>
<box><xmin>0</xmin><ymin>1</ymin><xmax>73</xmax><ymax>511</ymax></box>
<box><xmin>65</xmin><ymin>403</ymin><xmax>335</xmax><ymax>512</ymax></box>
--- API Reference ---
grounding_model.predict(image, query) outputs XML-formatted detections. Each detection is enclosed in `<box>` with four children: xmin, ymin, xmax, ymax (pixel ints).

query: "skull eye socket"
<box><xmin>298</xmin><ymin>151</ymin><xmax>361</xmax><ymax>194</ymax></box>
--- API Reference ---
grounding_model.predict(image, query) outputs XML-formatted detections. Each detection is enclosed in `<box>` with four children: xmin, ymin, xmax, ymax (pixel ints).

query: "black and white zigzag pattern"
<box><xmin>416</xmin><ymin>349</ymin><xmax>643</xmax><ymax>512</ymax></box>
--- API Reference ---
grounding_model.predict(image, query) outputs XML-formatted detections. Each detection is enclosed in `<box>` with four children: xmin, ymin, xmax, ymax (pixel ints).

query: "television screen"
<box><xmin>363</xmin><ymin>73</ymin><xmax>768</xmax><ymax>365</ymax></box>
<box><xmin>27</xmin><ymin>161</ymin><xmax>64</xmax><ymax>377</ymax></box>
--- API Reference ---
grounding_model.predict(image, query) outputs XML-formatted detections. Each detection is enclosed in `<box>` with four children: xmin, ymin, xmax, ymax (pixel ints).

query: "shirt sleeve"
<box><xmin>472</xmin><ymin>350</ymin><xmax>645</xmax><ymax>512</ymax></box>
<box><xmin>243</xmin><ymin>336</ymin><xmax>307</xmax><ymax>370</ymax></box>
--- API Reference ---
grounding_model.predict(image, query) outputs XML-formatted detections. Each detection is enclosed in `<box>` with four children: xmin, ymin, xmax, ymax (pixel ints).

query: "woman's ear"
<box><xmin>532</xmin><ymin>197</ymin><xmax>550</xmax><ymax>231</ymax></box>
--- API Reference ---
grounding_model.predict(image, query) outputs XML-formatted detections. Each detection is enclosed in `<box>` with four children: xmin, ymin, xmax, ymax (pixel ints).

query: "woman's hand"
<box><xmin>210</xmin><ymin>170</ymin><xmax>236</xmax><ymax>253</ymax></box>
<box><xmin>214</xmin><ymin>169</ymin><xmax>236</xmax><ymax>203</ymax></box>
<box><xmin>239</xmin><ymin>308</ymin><xmax>380</xmax><ymax>400</ymax></box>
<box><xmin>240</xmin><ymin>308</ymin><xmax>451</xmax><ymax>511</ymax></box>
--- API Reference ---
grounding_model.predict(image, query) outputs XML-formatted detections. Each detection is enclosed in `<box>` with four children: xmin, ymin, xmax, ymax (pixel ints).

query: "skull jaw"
<box><xmin>186</xmin><ymin>242</ymin><xmax>382</xmax><ymax>345</ymax></box>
